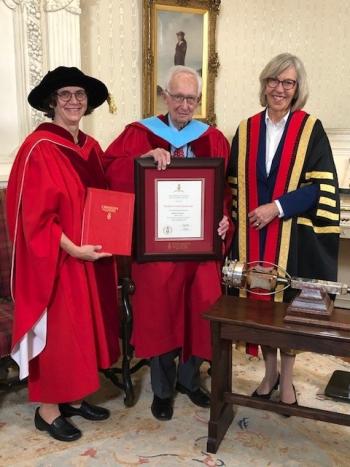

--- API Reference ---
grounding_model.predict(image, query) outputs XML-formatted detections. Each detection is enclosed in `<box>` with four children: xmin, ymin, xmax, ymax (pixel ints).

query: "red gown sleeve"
<box><xmin>8</xmin><ymin>142</ymin><xmax>63</xmax><ymax>345</ymax></box>
<box><xmin>103</xmin><ymin>125</ymin><xmax>153</xmax><ymax>193</ymax></box>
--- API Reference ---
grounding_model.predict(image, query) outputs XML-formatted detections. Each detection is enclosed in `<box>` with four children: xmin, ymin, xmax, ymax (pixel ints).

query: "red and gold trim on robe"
<box><xmin>237</xmin><ymin>111</ymin><xmax>318</xmax><ymax>301</ymax></box>
<box><xmin>297</xmin><ymin>170</ymin><xmax>340</xmax><ymax>232</ymax></box>
<box><xmin>229</xmin><ymin>111</ymin><xmax>340</xmax><ymax>355</ymax></box>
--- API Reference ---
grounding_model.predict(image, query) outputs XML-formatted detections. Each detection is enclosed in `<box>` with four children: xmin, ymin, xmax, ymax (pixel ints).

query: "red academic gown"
<box><xmin>104</xmin><ymin>117</ymin><xmax>232</xmax><ymax>361</ymax></box>
<box><xmin>7</xmin><ymin>123</ymin><xmax>120</xmax><ymax>403</ymax></box>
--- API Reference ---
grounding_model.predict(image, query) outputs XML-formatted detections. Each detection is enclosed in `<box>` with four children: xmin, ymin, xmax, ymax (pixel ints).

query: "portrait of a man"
<box><xmin>174</xmin><ymin>31</ymin><xmax>187</xmax><ymax>65</ymax></box>
<box><xmin>156</xmin><ymin>9</ymin><xmax>204</xmax><ymax>115</ymax></box>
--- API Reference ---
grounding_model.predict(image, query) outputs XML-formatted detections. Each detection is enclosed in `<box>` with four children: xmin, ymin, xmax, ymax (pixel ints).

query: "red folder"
<box><xmin>81</xmin><ymin>187</ymin><xmax>135</xmax><ymax>255</ymax></box>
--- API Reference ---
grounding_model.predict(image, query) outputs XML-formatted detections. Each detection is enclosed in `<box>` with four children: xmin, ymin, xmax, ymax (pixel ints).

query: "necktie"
<box><xmin>173</xmin><ymin>147</ymin><xmax>185</xmax><ymax>158</ymax></box>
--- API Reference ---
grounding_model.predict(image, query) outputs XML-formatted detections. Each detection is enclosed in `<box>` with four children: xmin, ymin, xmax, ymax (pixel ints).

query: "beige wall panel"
<box><xmin>81</xmin><ymin>0</ymin><xmax>141</xmax><ymax>149</ymax></box>
<box><xmin>217</xmin><ymin>0</ymin><xmax>350</xmax><ymax>141</ymax></box>
<box><xmin>0</xmin><ymin>2</ymin><xmax>19</xmax><ymax>165</ymax></box>
<box><xmin>81</xmin><ymin>0</ymin><xmax>350</xmax><ymax>147</ymax></box>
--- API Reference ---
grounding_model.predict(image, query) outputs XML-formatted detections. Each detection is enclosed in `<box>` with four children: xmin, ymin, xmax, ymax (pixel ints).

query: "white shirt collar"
<box><xmin>265</xmin><ymin>109</ymin><xmax>290</xmax><ymax>127</ymax></box>
<box><xmin>168</xmin><ymin>114</ymin><xmax>177</xmax><ymax>130</ymax></box>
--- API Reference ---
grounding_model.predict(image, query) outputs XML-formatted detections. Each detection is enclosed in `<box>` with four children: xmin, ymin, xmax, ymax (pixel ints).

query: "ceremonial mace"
<box><xmin>222</xmin><ymin>259</ymin><xmax>350</xmax><ymax>330</ymax></box>
<box><xmin>222</xmin><ymin>259</ymin><xmax>350</xmax><ymax>399</ymax></box>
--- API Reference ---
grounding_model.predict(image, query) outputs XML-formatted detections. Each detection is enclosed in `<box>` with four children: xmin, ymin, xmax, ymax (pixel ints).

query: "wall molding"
<box><xmin>326</xmin><ymin>128</ymin><xmax>350</xmax><ymax>190</ymax></box>
<box><xmin>44</xmin><ymin>0</ymin><xmax>80</xmax><ymax>14</ymax></box>
<box><xmin>0</xmin><ymin>0</ymin><xmax>81</xmax><ymax>184</ymax></box>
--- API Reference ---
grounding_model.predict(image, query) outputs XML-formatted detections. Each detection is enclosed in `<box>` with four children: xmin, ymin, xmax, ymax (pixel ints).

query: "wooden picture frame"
<box><xmin>134</xmin><ymin>157</ymin><xmax>224</xmax><ymax>262</ymax></box>
<box><xmin>142</xmin><ymin>0</ymin><xmax>221</xmax><ymax>126</ymax></box>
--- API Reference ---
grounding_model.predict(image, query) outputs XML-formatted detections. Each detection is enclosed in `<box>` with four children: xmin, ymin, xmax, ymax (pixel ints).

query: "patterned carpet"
<box><xmin>0</xmin><ymin>350</ymin><xmax>350</xmax><ymax>466</ymax></box>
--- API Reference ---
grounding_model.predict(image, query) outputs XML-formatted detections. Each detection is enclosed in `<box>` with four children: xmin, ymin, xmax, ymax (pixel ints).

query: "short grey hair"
<box><xmin>259</xmin><ymin>53</ymin><xmax>309</xmax><ymax>111</ymax></box>
<box><xmin>164</xmin><ymin>65</ymin><xmax>202</xmax><ymax>96</ymax></box>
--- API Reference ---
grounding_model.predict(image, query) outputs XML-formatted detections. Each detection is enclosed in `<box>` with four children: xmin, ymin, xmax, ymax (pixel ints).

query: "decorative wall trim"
<box><xmin>5</xmin><ymin>1</ymin><xmax>44</xmax><ymax>135</ymax></box>
<box><xmin>44</xmin><ymin>0</ymin><xmax>81</xmax><ymax>14</ymax></box>
<box><xmin>3</xmin><ymin>0</ymin><xmax>17</xmax><ymax>10</ymax></box>
<box><xmin>326</xmin><ymin>128</ymin><xmax>350</xmax><ymax>190</ymax></box>
<box><xmin>0</xmin><ymin>0</ymin><xmax>81</xmax><ymax>184</ymax></box>
<box><xmin>2</xmin><ymin>0</ymin><xmax>81</xmax><ymax>137</ymax></box>
<box><xmin>44</xmin><ymin>0</ymin><xmax>81</xmax><ymax>69</ymax></box>
<box><xmin>4</xmin><ymin>0</ymin><xmax>81</xmax><ymax>134</ymax></box>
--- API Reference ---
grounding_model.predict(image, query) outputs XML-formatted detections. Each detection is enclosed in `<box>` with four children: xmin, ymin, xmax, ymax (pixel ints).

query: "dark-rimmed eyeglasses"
<box><xmin>55</xmin><ymin>90</ymin><xmax>87</xmax><ymax>102</ymax></box>
<box><xmin>165</xmin><ymin>90</ymin><xmax>199</xmax><ymax>105</ymax></box>
<box><xmin>266</xmin><ymin>78</ymin><xmax>297</xmax><ymax>90</ymax></box>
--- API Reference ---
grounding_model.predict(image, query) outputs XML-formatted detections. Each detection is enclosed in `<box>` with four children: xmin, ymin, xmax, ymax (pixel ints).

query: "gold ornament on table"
<box><xmin>222</xmin><ymin>258</ymin><xmax>350</xmax><ymax>330</ymax></box>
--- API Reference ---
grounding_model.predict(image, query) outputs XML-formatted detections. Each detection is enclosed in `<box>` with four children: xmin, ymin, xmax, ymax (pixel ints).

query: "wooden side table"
<box><xmin>204</xmin><ymin>295</ymin><xmax>350</xmax><ymax>453</ymax></box>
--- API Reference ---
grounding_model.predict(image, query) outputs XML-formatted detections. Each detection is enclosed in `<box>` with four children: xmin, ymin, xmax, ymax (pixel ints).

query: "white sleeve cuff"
<box><xmin>275</xmin><ymin>200</ymin><xmax>284</xmax><ymax>218</ymax></box>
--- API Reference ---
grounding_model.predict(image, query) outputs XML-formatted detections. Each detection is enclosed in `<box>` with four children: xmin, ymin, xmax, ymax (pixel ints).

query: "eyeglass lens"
<box><xmin>56</xmin><ymin>90</ymin><xmax>87</xmax><ymax>101</ymax></box>
<box><xmin>167</xmin><ymin>91</ymin><xmax>197</xmax><ymax>105</ymax></box>
<box><xmin>267</xmin><ymin>78</ymin><xmax>296</xmax><ymax>90</ymax></box>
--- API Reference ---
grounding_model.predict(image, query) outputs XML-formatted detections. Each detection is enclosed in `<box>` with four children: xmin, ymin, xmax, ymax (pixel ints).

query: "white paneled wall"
<box><xmin>0</xmin><ymin>0</ymin><xmax>82</xmax><ymax>184</ymax></box>
<box><xmin>0</xmin><ymin>1</ymin><xmax>20</xmax><ymax>184</ymax></box>
<box><xmin>80</xmin><ymin>0</ymin><xmax>350</xmax><ymax>148</ymax></box>
<box><xmin>2</xmin><ymin>0</ymin><xmax>350</xmax><ymax>153</ymax></box>
<box><xmin>80</xmin><ymin>0</ymin><xmax>141</xmax><ymax>149</ymax></box>
<box><xmin>217</xmin><ymin>0</ymin><xmax>350</xmax><ymax>139</ymax></box>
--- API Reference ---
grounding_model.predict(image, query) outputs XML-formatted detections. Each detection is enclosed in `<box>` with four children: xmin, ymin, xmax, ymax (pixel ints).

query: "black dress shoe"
<box><xmin>34</xmin><ymin>408</ymin><xmax>81</xmax><ymax>442</ymax></box>
<box><xmin>251</xmin><ymin>374</ymin><xmax>280</xmax><ymax>399</ymax></box>
<box><xmin>281</xmin><ymin>385</ymin><xmax>298</xmax><ymax>417</ymax></box>
<box><xmin>176</xmin><ymin>383</ymin><xmax>210</xmax><ymax>408</ymax></box>
<box><xmin>151</xmin><ymin>395</ymin><xmax>173</xmax><ymax>421</ymax></box>
<box><xmin>59</xmin><ymin>400</ymin><xmax>110</xmax><ymax>421</ymax></box>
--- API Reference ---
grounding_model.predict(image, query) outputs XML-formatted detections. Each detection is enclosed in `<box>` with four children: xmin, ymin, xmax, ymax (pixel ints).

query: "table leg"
<box><xmin>207</xmin><ymin>321</ymin><xmax>234</xmax><ymax>453</ymax></box>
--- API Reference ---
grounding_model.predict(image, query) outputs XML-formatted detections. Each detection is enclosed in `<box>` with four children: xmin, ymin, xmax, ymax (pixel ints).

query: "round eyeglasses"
<box><xmin>56</xmin><ymin>90</ymin><xmax>87</xmax><ymax>102</ymax></box>
<box><xmin>165</xmin><ymin>90</ymin><xmax>199</xmax><ymax>106</ymax></box>
<box><xmin>266</xmin><ymin>78</ymin><xmax>297</xmax><ymax>90</ymax></box>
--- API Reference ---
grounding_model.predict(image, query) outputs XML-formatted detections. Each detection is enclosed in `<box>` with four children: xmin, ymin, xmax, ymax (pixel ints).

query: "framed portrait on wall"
<box><xmin>142</xmin><ymin>0</ymin><xmax>221</xmax><ymax>125</ymax></box>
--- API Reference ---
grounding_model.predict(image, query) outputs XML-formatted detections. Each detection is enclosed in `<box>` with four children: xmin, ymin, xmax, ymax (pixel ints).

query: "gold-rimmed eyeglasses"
<box><xmin>55</xmin><ymin>90</ymin><xmax>87</xmax><ymax>102</ymax></box>
<box><xmin>165</xmin><ymin>90</ymin><xmax>199</xmax><ymax>106</ymax></box>
<box><xmin>266</xmin><ymin>78</ymin><xmax>297</xmax><ymax>90</ymax></box>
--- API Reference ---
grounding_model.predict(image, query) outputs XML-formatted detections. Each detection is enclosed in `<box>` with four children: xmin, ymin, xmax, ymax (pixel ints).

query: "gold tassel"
<box><xmin>107</xmin><ymin>93</ymin><xmax>117</xmax><ymax>114</ymax></box>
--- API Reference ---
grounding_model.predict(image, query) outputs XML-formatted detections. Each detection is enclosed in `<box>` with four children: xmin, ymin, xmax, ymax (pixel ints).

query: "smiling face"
<box><xmin>265</xmin><ymin>66</ymin><xmax>298</xmax><ymax>122</ymax></box>
<box><xmin>52</xmin><ymin>86</ymin><xmax>88</xmax><ymax>129</ymax></box>
<box><xmin>163</xmin><ymin>72</ymin><xmax>199</xmax><ymax>128</ymax></box>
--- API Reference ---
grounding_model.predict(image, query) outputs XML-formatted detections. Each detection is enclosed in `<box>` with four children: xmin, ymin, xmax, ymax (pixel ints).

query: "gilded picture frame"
<box><xmin>142</xmin><ymin>0</ymin><xmax>221</xmax><ymax>125</ymax></box>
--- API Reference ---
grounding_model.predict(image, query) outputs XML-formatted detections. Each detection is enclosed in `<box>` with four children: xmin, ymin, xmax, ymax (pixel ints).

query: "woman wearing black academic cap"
<box><xmin>6</xmin><ymin>67</ymin><xmax>120</xmax><ymax>441</ymax></box>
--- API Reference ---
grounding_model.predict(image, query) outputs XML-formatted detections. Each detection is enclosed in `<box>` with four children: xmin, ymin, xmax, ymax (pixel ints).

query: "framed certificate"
<box><xmin>134</xmin><ymin>157</ymin><xmax>224</xmax><ymax>262</ymax></box>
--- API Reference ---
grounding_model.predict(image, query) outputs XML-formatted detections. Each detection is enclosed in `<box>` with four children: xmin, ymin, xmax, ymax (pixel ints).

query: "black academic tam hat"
<box><xmin>28</xmin><ymin>66</ymin><xmax>109</xmax><ymax>111</ymax></box>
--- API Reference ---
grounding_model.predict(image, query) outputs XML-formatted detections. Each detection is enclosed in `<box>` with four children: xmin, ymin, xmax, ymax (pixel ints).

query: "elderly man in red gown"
<box><xmin>104</xmin><ymin>65</ymin><xmax>232</xmax><ymax>420</ymax></box>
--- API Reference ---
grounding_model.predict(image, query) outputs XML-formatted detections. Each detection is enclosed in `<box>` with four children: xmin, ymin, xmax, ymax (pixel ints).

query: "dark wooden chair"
<box><xmin>103</xmin><ymin>258</ymin><xmax>149</xmax><ymax>407</ymax></box>
<box><xmin>0</xmin><ymin>187</ymin><xmax>148</xmax><ymax>404</ymax></box>
<box><xmin>0</xmin><ymin>188</ymin><xmax>21</xmax><ymax>388</ymax></box>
